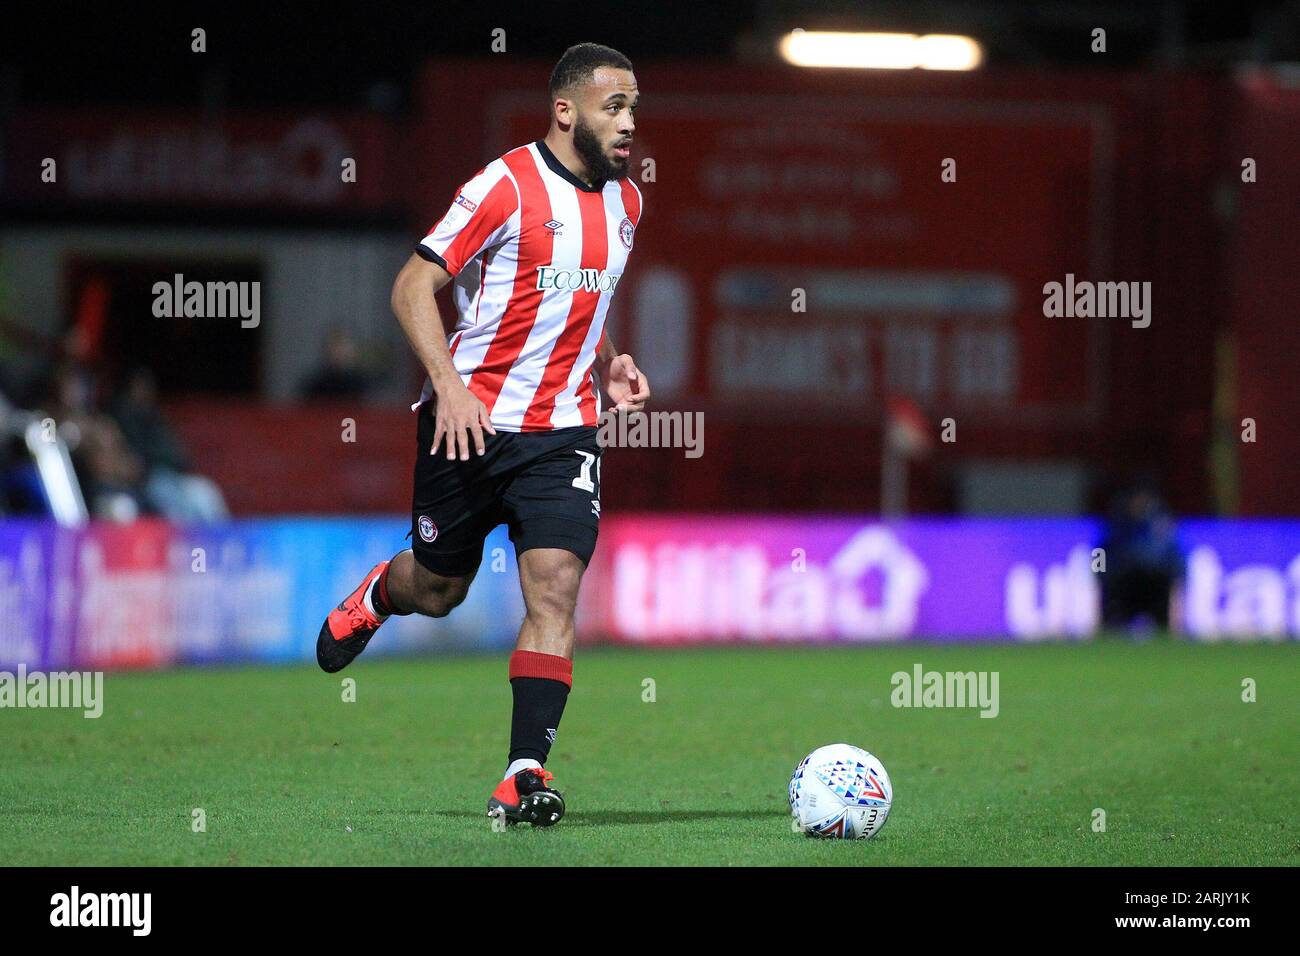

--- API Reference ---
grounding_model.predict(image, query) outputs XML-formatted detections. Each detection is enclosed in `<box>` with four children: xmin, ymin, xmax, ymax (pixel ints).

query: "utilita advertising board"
<box><xmin>0</xmin><ymin>516</ymin><xmax>1296</xmax><ymax>671</ymax></box>
<box><xmin>581</xmin><ymin>517</ymin><xmax>1300</xmax><ymax>644</ymax></box>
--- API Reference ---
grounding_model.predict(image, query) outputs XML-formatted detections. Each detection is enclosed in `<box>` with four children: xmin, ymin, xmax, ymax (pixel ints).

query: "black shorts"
<box><xmin>409</xmin><ymin>401</ymin><xmax>602</xmax><ymax>577</ymax></box>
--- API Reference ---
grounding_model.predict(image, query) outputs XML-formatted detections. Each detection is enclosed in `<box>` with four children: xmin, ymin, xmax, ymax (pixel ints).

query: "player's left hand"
<box><xmin>602</xmin><ymin>354</ymin><xmax>651</xmax><ymax>412</ymax></box>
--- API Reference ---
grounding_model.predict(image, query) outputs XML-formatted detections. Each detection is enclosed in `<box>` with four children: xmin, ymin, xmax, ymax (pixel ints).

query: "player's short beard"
<box><xmin>573</xmin><ymin>114</ymin><xmax>629</xmax><ymax>183</ymax></box>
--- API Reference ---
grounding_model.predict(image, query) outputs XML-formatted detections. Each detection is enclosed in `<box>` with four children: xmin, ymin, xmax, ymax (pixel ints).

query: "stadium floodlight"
<box><xmin>779</xmin><ymin>30</ymin><xmax>984</xmax><ymax>71</ymax></box>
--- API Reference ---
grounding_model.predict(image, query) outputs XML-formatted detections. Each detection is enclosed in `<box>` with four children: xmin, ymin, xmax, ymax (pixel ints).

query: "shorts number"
<box><xmin>572</xmin><ymin>450</ymin><xmax>601</xmax><ymax>493</ymax></box>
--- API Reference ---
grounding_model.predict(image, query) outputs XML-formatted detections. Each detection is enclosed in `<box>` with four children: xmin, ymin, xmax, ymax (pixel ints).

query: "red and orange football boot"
<box><xmin>487</xmin><ymin>767</ymin><xmax>565</xmax><ymax>827</ymax></box>
<box><xmin>316</xmin><ymin>561</ymin><xmax>390</xmax><ymax>673</ymax></box>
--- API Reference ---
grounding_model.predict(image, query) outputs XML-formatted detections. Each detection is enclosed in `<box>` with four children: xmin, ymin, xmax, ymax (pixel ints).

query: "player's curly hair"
<box><xmin>549</xmin><ymin>43</ymin><xmax>633</xmax><ymax>99</ymax></box>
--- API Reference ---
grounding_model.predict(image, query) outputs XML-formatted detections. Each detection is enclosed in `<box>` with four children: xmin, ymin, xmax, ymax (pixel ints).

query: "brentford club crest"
<box><xmin>418</xmin><ymin>515</ymin><xmax>438</xmax><ymax>543</ymax></box>
<box><xmin>619</xmin><ymin>216</ymin><xmax>634</xmax><ymax>250</ymax></box>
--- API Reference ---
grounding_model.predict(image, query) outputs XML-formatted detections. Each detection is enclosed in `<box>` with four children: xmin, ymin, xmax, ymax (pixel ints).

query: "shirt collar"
<box><xmin>534</xmin><ymin>139</ymin><xmax>606</xmax><ymax>192</ymax></box>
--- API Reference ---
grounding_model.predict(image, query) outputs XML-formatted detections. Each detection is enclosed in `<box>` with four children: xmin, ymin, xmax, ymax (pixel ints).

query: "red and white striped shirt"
<box><xmin>414</xmin><ymin>139</ymin><xmax>642</xmax><ymax>432</ymax></box>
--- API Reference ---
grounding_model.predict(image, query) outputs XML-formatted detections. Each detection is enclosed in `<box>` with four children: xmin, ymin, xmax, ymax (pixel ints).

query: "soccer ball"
<box><xmin>789</xmin><ymin>743</ymin><xmax>893</xmax><ymax>839</ymax></box>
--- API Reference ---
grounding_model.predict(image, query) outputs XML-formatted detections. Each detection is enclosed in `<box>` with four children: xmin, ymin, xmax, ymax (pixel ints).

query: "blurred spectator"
<box><xmin>298</xmin><ymin>328</ymin><xmax>370</xmax><ymax>399</ymax></box>
<box><xmin>47</xmin><ymin>360</ymin><xmax>149</xmax><ymax>521</ymax></box>
<box><xmin>1099</xmin><ymin>486</ymin><xmax>1185</xmax><ymax>632</ymax></box>
<box><xmin>111</xmin><ymin>367</ymin><xmax>229</xmax><ymax>524</ymax></box>
<box><xmin>78</xmin><ymin>411</ymin><xmax>148</xmax><ymax>521</ymax></box>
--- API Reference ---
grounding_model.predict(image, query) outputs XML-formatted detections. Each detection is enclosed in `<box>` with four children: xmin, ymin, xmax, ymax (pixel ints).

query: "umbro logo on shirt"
<box><xmin>544</xmin><ymin>219</ymin><xmax>564</xmax><ymax>236</ymax></box>
<box><xmin>535</xmin><ymin>265</ymin><xmax>622</xmax><ymax>293</ymax></box>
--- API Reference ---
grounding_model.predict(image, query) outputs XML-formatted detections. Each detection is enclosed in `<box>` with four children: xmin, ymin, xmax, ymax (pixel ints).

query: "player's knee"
<box><xmin>414</xmin><ymin>578</ymin><xmax>471</xmax><ymax>618</ymax></box>
<box><xmin>525</xmin><ymin>597</ymin><xmax>572</xmax><ymax>628</ymax></box>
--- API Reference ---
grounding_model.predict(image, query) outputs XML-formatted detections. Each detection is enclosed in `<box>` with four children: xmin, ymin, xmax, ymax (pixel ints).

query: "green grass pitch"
<box><xmin>2</xmin><ymin>640</ymin><xmax>1296</xmax><ymax>866</ymax></box>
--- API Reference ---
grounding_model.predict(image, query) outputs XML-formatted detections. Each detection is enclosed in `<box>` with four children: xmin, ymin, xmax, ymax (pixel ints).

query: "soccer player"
<box><xmin>316</xmin><ymin>43</ymin><xmax>649</xmax><ymax>828</ymax></box>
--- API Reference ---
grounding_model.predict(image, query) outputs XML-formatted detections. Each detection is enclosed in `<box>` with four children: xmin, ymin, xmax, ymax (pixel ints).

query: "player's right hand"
<box><xmin>431</xmin><ymin>382</ymin><xmax>496</xmax><ymax>460</ymax></box>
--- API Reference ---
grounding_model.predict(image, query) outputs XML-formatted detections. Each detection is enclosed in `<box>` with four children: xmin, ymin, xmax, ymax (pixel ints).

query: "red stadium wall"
<box><xmin>1224</xmin><ymin>72</ymin><xmax>1300</xmax><ymax>517</ymax></box>
<box><xmin>162</xmin><ymin>400</ymin><xmax>737</xmax><ymax>516</ymax></box>
<box><xmin>164</xmin><ymin>402</ymin><xmax>413</xmax><ymax>515</ymax></box>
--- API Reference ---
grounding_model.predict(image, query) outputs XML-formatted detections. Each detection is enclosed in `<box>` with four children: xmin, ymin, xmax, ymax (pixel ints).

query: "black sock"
<box><xmin>508</xmin><ymin>677</ymin><xmax>570</xmax><ymax>766</ymax></box>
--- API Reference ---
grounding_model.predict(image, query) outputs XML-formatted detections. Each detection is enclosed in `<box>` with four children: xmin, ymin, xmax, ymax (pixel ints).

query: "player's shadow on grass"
<box><xmin>433</xmin><ymin>809</ymin><xmax>787</xmax><ymax>826</ymax></box>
